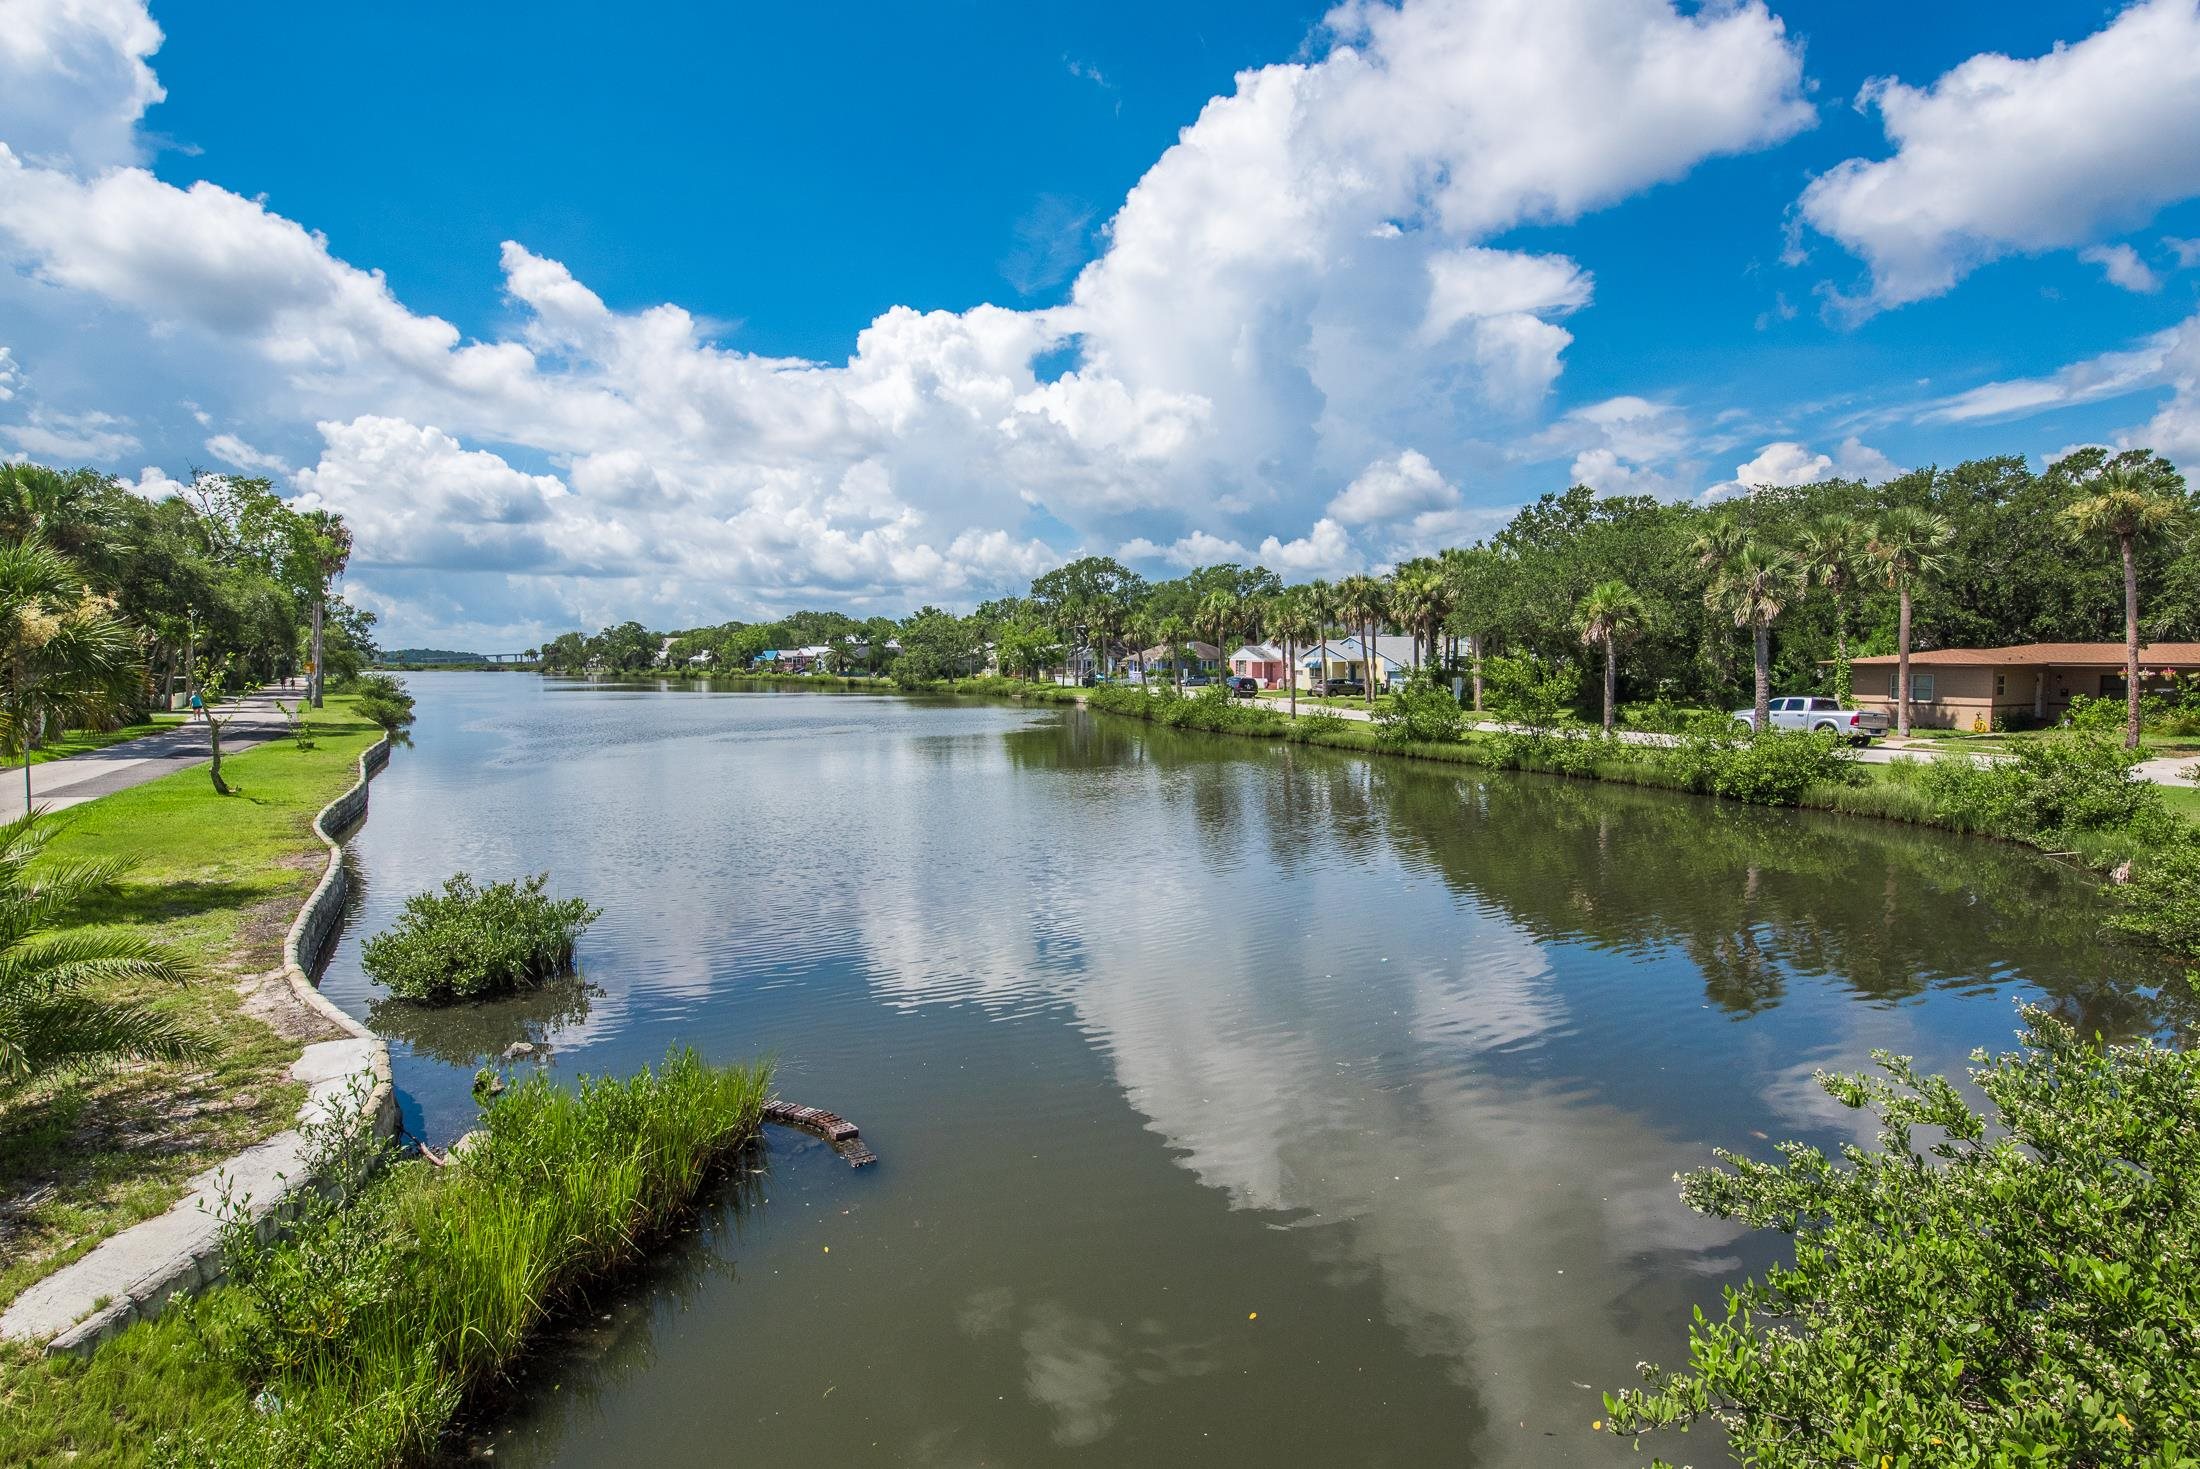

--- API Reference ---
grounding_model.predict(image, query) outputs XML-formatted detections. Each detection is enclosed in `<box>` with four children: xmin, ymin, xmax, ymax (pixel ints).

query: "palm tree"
<box><xmin>1390</xmin><ymin>559</ymin><xmax>1450</xmax><ymax>671</ymax></box>
<box><xmin>0</xmin><ymin>539</ymin><xmax>142</xmax><ymax>810</ymax></box>
<box><xmin>0</xmin><ymin>810</ymin><xmax>200</xmax><ymax>1086</ymax></box>
<box><xmin>1688</xmin><ymin>514</ymin><xmax>1747</xmax><ymax>573</ymax></box>
<box><xmin>1575</xmin><ymin>580</ymin><xmax>1650</xmax><ymax>734</ymax></box>
<box><xmin>1269</xmin><ymin>591</ymin><xmax>1320</xmax><ymax>720</ymax></box>
<box><xmin>1867</xmin><ymin>508</ymin><xmax>1955</xmax><ymax>739</ymax></box>
<box><xmin>0</xmin><ymin>464</ymin><xmax>109</xmax><ymax>562</ymax></box>
<box><xmin>1337</xmin><ymin>574</ymin><xmax>1386</xmax><ymax>709</ymax></box>
<box><xmin>2063</xmin><ymin>468</ymin><xmax>2184</xmax><ymax>749</ymax></box>
<box><xmin>1794</xmin><ymin>513</ymin><xmax>1867</xmax><ymax>705</ymax></box>
<box><xmin>1197</xmin><ymin>588</ymin><xmax>1239</xmax><ymax>669</ymax></box>
<box><xmin>1158</xmin><ymin>614</ymin><xmax>1191</xmax><ymax>692</ymax></box>
<box><xmin>1298</xmin><ymin>579</ymin><xmax>1336</xmax><ymax>692</ymax></box>
<box><xmin>1705</xmin><ymin>541</ymin><xmax>1796</xmax><ymax>733</ymax></box>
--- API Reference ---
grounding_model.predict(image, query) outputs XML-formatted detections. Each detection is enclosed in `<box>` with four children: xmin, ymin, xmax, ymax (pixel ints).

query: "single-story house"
<box><xmin>1228</xmin><ymin>643</ymin><xmax>1290</xmax><ymax>687</ymax></box>
<box><xmin>751</xmin><ymin>644</ymin><xmax>839</xmax><ymax>674</ymax></box>
<box><xmin>1849</xmin><ymin>642</ymin><xmax>2200</xmax><ymax>729</ymax></box>
<box><xmin>1126</xmin><ymin>640</ymin><xmax>1222</xmax><ymax>683</ymax></box>
<box><xmin>1296</xmin><ymin>635</ymin><xmax>1417</xmax><ymax>692</ymax></box>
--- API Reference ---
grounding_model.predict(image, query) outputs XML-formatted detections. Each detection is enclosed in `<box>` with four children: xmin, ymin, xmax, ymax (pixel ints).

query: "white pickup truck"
<box><xmin>1731</xmin><ymin>696</ymin><xmax>1890</xmax><ymax>743</ymax></box>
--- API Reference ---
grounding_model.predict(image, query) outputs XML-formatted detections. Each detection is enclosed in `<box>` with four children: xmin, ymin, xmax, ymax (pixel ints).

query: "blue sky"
<box><xmin>2</xmin><ymin>0</ymin><xmax>2198</xmax><ymax>644</ymax></box>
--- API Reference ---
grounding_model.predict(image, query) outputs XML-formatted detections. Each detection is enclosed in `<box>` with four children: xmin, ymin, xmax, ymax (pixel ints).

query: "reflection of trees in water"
<box><xmin>1369</xmin><ymin>763</ymin><xmax>2175</xmax><ymax>1034</ymax></box>
<box><xmin>1061</xmin><ymin>722</ymin><xmax>2186</xmax><ymax>1040</ymax></box>
<box><xmin>368</xmin><ymin>975</ymin><xmax>598</xmax><ymax>1068</ymax></box>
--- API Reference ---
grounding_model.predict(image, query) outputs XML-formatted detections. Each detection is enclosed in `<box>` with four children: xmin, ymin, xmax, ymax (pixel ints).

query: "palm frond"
<box><xmin>0</xmin><ymin>989</ymin><xmax>204</xmax><ymax>1086</ymax></box>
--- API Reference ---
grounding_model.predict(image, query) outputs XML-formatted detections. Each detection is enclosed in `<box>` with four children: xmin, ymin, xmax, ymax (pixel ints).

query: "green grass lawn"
<box><xmin>2158</xmin><ymin>784</ymin><xmax>2200</xmax><ymax>822</ymax></box>
<box><xmin>23</xmin><ymin>714</ymin><xmax>186</xmax><ymax>766</ymax></box>
<box><xmin>0</xmin><ymin>698</ymin><xmax>387</xmax><ymax>1313</ymax></box>
<box><xmin>1253</xmin><ymin>690</ymin><xmax>1379</xmax><ymax>712</ymax></box>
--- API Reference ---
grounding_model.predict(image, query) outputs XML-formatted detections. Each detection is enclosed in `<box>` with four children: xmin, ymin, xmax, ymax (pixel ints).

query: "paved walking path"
<box><xmin>4</xmin><ymin>690</ymin><xmax>297</xmax><ymax>819</ymax></box>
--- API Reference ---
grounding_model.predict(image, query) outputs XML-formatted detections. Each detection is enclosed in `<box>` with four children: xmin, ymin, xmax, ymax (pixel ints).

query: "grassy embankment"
<box><xmin>2</xmin><ymin>1052</ymin><xmax>771</xmax><ymax>1468</ymax></box>
<box><xmin>0</xmin><ymin>697</ymin><xmax>384</xmax><ymax>1311</ymax></box>
<box><xmin>24</xmin><ymin>713</ymin><xmax>186</xmax><ymax>765</ymax></box>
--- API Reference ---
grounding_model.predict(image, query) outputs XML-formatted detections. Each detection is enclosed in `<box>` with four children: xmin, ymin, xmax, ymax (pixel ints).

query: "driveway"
<box><xmin>4</xmin><ymin>691</ymin><xmax>295</xmax><ymax>818</ymax></box>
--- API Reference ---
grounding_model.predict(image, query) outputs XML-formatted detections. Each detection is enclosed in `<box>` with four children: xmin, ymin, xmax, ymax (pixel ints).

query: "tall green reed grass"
<box><xmin>155</xmin><ymin>1049</ymin><xmax>772</xmax><ymax>1467</ymax></box>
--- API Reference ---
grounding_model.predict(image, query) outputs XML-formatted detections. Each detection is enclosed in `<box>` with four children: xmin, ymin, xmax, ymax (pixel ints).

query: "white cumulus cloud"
<box><xmin>1327</xmin><ymin>450</ymin><xmax>1460</xmax><ymax>524</ymax></box>
<box><xmin>0</xmin><ymin>0</ymin><xmax>1816</xmax><ymax>640</ymax></box>
<box><xmin>2080</xmin><ymin>242</ymin><xmax>2162</xmax><ymax>294</ymax></box>
<box><xmin>1800</xmin><ymin>0</ymin><xmax>2200</xmax><ymax>313</ymax></box>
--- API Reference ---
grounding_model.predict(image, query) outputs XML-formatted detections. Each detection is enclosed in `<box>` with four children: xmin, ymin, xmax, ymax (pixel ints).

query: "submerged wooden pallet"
<box><xmin>763</xmin><ymin>1101</ymin><xmax>878</xmax><ymax>1168</ymax></box>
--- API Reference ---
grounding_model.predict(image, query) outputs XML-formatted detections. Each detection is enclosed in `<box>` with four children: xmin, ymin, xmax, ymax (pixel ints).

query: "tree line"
<box><xmin>539</xmin><ymin>447</ymin><xmax>2193</xmax><ymax>741</ymax></box>
<box><xmin>0</xmin><ymin>461</ymin><xmax>376</xmax><ymax>796</ymax></box>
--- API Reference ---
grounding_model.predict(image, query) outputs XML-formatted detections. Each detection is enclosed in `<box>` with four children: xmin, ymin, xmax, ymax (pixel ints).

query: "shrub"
<box><xmin>362</xmin><ymin>873</ymin><xmax>599</xmax><ymax>1003</ymax></box>
<box><xmin>1912</xmin><ymin>734</ymin><xmax>2160</xmax><ymax>843</ymax></box>
<box><xmin>1649</xmin><ymin>727</ymin><xmax>1856</xmax><ymax>806</ymax></box>
<box><xmin>1913</xmin><ymin>752</ymin><xmax>2035</xmax><ymax>836</ymax></box>
<box><xmin>2012</xmin><ymin>735</ymin><xmax>2159</xmax><ymax>833</ymax></box>
<box><xmin>1701</xmin><ymin>729</ymin><xmax>1857</xmax><ymax>805</ymax></box>
<box><xmin>1284</xmin><ymin>710</ymin><xmax>1353</xmax><ymax>744</ymax></box>
<box><xmin>1482</xmin><ymin>653</ymin><xmax>1580</xmax><ymax>732</ymax></box>
<box><xmin>175</xmin><ymin>1050</ymin><xmax>771</xmax><ymax>1467</ymax></box>
<box><xmin>1373</xmin><ymin>676</ymin><xmax>1464</xmax><ymax>747</ymax></box>
<box><xmin>2112</xmin><ymin>831</ymin><xmax>2200</xmax><ymax>956</ymax></box>
<box><xmin>1606</xmin><ymin>1008</ymin><xmax>2200</xmax><ymax>1468</ymax></box>
<box><xmin>1618</xmin><ymin>696</ymin><xmax>1695</xmax><ymax>735</ymax></box>
<box><xmin>350</xmin><ymin>672</ymin><xmax>416</xmax><ymax>734</ymax></box>
<box><xmin>2060</xmin><ymin>693</ymin><xmax>2129</xmax><ymax>736</ymax></box>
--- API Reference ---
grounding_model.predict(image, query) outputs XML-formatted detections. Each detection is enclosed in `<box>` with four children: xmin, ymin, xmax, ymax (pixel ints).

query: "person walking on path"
<box><xmin>188</xmin><ymin>690</ymin><xmax>204</xmax><ymax>724</ymax></box>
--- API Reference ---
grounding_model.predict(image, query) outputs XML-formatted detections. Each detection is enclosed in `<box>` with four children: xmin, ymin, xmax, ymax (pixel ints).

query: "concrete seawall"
<box><xmin>1</xmin><ymin>732</ymin><xmax>399</xmax><ymax>1356</ymax></box>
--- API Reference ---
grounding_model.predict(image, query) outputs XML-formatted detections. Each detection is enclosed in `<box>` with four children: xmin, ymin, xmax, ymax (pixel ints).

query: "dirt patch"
<box><xmin>228</xmin><ymin>864</ymin><xmax>319</xmax><ymax>971</ymax></box>
<box><xmin>236</xmin><ymin>965</ymin><xmax>348</xmax><ymax>1046</ymax></box>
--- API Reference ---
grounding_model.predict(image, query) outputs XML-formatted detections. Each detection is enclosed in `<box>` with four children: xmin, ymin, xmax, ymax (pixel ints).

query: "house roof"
<box><xmin>1849</xmin><ymin>642</ymin><xmax>2200</xmax><ymax>669</ymax></box>
<box><xmin>1131</xmin><ymin>640</ymin><xmax>1222</xmax><ymax>661</ymax></box>
<box><xmin>1300</xmin><ymin>636</ymin><xmax>1415</xmax><ymax>671</ymax></box>
<box><xmin>1230</xmin><ymin>643</ymin><xmax>1284</xmax><ymax>660</ymax></box>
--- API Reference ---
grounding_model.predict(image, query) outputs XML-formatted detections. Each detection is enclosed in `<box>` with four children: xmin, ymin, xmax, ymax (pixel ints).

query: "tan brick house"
<box><xmin>1849</xmin><ymin>642</ymin><xmax>2200</xmax><ymax>730</ymax></box>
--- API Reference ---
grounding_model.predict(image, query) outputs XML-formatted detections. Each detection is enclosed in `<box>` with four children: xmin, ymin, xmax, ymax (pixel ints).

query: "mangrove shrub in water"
<box><xmin>1605</xmin><ymin>1008</ymin><xmax>2200</xmax><ymax>1466</ymax></box>
<box><xmin>362</xmin><ymin>872</ymin><xmax>599</xmax><ymax>1002</ymax></box>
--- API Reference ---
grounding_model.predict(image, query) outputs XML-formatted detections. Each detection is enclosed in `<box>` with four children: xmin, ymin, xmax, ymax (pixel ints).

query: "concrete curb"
<box><xmin>0</xmin><ymin>733</ymin><xmax>398</xmax><ymax>1356</ymax></box>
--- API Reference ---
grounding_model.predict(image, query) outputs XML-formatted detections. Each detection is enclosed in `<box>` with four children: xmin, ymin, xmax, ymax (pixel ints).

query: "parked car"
<box><xmin>1323</xmin><ymin>678</ymin><xmax>1366</xmax><ymax>697</ymax></box>
<box><xmin>1182</xmin><ymin>674</ymin><xmax>1213</xmax><ymax>688</ymax></box>
<box><xmin>1730</xmin><ymin>696</ymin><xmax>1889</xmax><ymax>743</ymax></box>
<box><xmin>1226</xmin><ymin>676</ymin><xmax>1260</xmax><ymax>698</ymax></box>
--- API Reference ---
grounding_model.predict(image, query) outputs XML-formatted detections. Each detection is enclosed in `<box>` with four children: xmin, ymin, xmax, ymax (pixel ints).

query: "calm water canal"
<box><xmin>317</xmin><ymin>673</ymin><xmax>2164</xmax><ymax>1466</ymax></box>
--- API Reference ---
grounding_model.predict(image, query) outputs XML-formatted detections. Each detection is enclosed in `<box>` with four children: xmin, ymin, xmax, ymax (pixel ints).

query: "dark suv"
<box><xmin>1323</xmin><ymin>678</ymin><xmax>1365</xmax><ymax>696</ymax></box>
<box><xmin>1226</xmin><ymin>676</ymin><xmax>1260</xmax><ymax>698</ymax></box>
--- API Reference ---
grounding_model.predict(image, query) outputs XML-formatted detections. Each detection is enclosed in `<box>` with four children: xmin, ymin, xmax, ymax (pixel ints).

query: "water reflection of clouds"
<box><xmin>956</xmin><ymin>1287</ymin><xmax>1220</xmax><ymax>1449</ymax></box>
<box><xmin>830</xmin><ymin>745</ymin><xmax>1766</xmax><ymax>1455</ymax></box>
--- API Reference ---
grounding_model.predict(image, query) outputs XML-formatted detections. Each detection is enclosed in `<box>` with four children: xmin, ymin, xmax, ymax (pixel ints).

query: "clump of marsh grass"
<box><xmin>166</xmin><ymin>1049</ymin><xmax>771</xmax><ymax>1467</ymax></box>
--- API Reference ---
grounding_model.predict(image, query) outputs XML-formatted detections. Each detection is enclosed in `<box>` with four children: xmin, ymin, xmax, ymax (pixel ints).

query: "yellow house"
<box><xmin>1849</xmin><ymin>642</ymin><xmax>2200</xmax><ymax>730</ymax></box>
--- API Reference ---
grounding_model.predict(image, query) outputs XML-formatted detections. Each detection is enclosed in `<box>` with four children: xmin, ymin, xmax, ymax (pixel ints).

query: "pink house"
<box><xmin>1228</xmin><ymin>643</ymin><xmax>1289</xmax><ymax>688</ymax></box>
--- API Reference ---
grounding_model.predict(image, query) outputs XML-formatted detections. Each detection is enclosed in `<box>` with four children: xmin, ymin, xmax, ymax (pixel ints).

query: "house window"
<box><xmin>2101</xmin><ymin>674</ymin><xmax>2129</xmax><ymax>697</ymax></box>
<box><xmin>1890</xmin><ymin>670</ymin><xmax>1935</xmax><ymax>701</ymax></box>
<box><xmin>1994</xmin><ymin>673</ymin><xmax>2006</xmax><ymax>698</ymax></box>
